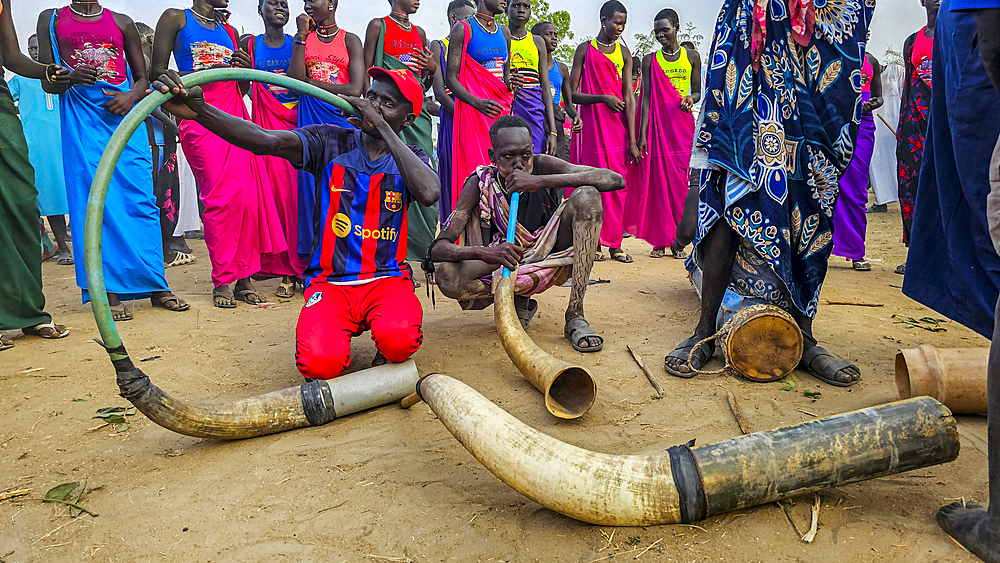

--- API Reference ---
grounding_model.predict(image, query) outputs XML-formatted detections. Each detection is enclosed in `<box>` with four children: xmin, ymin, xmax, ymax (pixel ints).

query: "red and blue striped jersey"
<box><xmin>294</xmin><ymin>125</ymin><xmax>429</xmax><ymax>287</ymax></box>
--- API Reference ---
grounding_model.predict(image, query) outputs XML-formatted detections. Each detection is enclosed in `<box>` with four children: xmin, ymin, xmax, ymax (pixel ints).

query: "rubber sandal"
<box><xmin>663</xmin><ymin>336</ymin><xmax>715</xmax><ymax>378</ymax></box>
<box><xmin>564</xmin><ymin>317</ymin><xmax>603</xmax><ymax>353</ymax></box>
<box><xmin>1</xmin><ymin>334</ymin><xmax>15</xmax><ymax>351</ymax></box>
<box><xmin>109</xmin><ymin>303</ymin><xmax>133</xmax><ymax>321</ymax></box>
<box><xmin>56</xmin><ymin>252</ymin><xmax>74</xmax><ymax>265</ymax></box>
<box><xmin>276</xmin><ymin>278</ymin><xmax>297</xmax><ymax>299</ymax></box>
<box><xmin>668</xmin><ymin>245</ymin><xmax>688</xmax><ymax>259</ymax></box>
<box><xmin>372</xmin><ymin>351</ymin><xmax>388</xmax><ymax>367</ymax></box>
<box><xmin>234</xmin><ymin>288</ymin><xmax>261</xmax><ymax>305</ymax></box>
<box><xmin>22</xmin><ymin>321</ymin><xmax>70</xmax><ymax>339</ymax></box>
<box><xmin>852</xmin><ymin>259</ymin><xmax>871</xmax><ymax>271</ymax></box>
<box><xmin>164</xmin><ymin>251</ymin><xmax>196</xmax><ymax>268</ymax></box>
<box><xmin>151</xmin><ymin>294</ymin><xmax>190</xmax><ymax>312</ymax></box>
<box><xmin>515</xmin><ymin>299</ymin><xmax>539</xmax><ymax>329</ymax></box>
<box><xmin>649</xmin><ymin>248</ymin><xmax>666</xmax><ymax>259</ymax></box>
<box><xmin>799</xmin><ymin>336</ymin><xmax>860</xmax><ymax>387</ymax></box>
<box><xmin>608</xmin><ymin>249</ymin><xmax>633</xmax><ymax>263</ymax></box>
<box><xmin>895</xmin><ymin>263</ymin><xmax>906</xmax><ymax>275</ymax></box>
<box><xmin>213</xmin><ymin>286</ymin><xmax>237</xmax><ymax>309</ymax></box>
<box><xmin>594</xmin><ymin>252</ymin><xmax>606</xmax><ymax>262</ymax></box>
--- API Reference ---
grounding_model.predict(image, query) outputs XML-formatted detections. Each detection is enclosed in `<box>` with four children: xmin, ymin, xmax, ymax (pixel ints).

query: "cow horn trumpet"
<box><xmin>494</xmin><ymin>276</ymin><xmax>597</xmax><ymax>419</ymax></box>
<box><xmin>416</xmin><ymin>374</ymin><xmax>960</xmax><ymax>525</ymax></box>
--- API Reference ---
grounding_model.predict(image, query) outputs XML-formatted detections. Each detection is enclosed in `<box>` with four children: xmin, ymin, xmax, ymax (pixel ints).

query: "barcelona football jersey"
<box><xmin>293</xmin><ymin>125</ymin><xmax>429</xmax><ymax>287</ymax></box>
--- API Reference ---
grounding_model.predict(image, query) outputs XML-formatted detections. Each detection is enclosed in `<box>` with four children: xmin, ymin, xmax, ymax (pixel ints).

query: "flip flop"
<box><xmin>276</xmin><ymin>278</ymin><xmax>297</xmax><ymax>299</ymax></box>
<box><xmin>234</xmin><ymin>288</ymin><xmax>261</xmax><ymax>305</ymax></box>
<box><xmin>109</xmin><ymin>303</ymin><xmax>133</xmax><ymax>321</ymax></box>
<box><xmin>164</xmin><ymin>251</ymin><xmax>196</xmax><ymax>268</ymax></box>
<box><xmin>564</xmin><ymin>317</ymin><xmax>603</xmax><ymax>352</ymax></box>
<box><xmin>608</xmin><ymin>249</ymin><xmax>633</xmax><ymax>263</ymax></box>
<box><xmin>649</xmin><ymin>248</ymin><xmax>666</xmax><ymax>259</ymax></box>
<box><xmin>594</xmin><ymin>251</ymin><xmax>606</xmax><ymax>262</ymax></box>
<box><xmin>372</xmin><ymin>351</ymin><xmax>388</xmax><ymax>367</ymax></box>
<box><xmin>663</xmin><ymin>336</ymin><xmax>715</xmax><ymax>378</ymax></box>
<box><xmin>151</xmin><ymin>294</ymin><xmax>190</xmax><ymax>312</ymax></box>
<box><xmin>852</xmin><ymin>259</ymin><xmax>871</xmax><ymax>271</ymax></box>
<box><xmin>213</xmin><ymin>286</ymin><xmax>237</xmax><ymax>309</ymax></box>
<box><xmin>1</xmin><ymin>334</ymin><xmax>15</xmax><ymax>351</ymax></box>
<box><xmin>22</xmin><ymin>321</ymin><xmax>70</xmax><ymax>339</ymax></box>
<box><xmin>895</xmin><ymin>263</ymin><xmax>906</xmax><ymax>275</ymax></box>
<box><xmin>515</xmin><ymin>299</ymin><xmax>539</xmax><ymax>329</ymax></box>
<box><xmin>799</xmin><ymin>335</ymin><xmax>861</xmax><ymax>387</ymax></box>
<box><xmin>668</xmin><ymin>243</ymin><xmax>688</xmax><ymax>259</ymax></box>
<box><xmin>56</xmin><ymin>252</ymin><xmax>74</xmax><ymax>265</ymax></box>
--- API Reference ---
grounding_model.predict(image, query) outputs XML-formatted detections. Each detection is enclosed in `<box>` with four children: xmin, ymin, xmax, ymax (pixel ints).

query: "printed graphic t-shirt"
<box><xmin>293</xmin><ymin>124</ymin><xmax>430</xmax><ymax>287</ymax></box>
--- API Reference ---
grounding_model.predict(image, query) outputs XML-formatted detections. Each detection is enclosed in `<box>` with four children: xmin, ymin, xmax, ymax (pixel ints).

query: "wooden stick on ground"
<box><xmin>800</xmin><ymin>494</ymin><xmax>821</xmax><ymax>542</ymax></box>
<box><xmin>627</xmin><ymin>345</ymin><xmax>663</xmax><ymax>396</ymax></box>
<box><xmin>726</xmin><ymin>390</ymin><xmax>753</xmax><ymax>435</ymax></box>
<box><xmin>400</xmin><ymin>393</ymin><xmax>422</xmax><ymax>409</ymax></box>
<box><xmin>825</xmin><ymin>300</ymin><xmax>884</xmax><ymax>307</ymax></box>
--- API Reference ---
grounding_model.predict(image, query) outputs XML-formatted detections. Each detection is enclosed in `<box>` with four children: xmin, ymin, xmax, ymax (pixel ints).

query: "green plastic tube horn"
<box><xmin>85</xmin><ymin>69</ymin><xmax>380</xmax><ymax>440</ymax></box>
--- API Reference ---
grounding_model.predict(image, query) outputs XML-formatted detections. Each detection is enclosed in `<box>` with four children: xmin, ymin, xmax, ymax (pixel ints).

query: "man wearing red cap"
<box><xmin>152</xmin><ymin>67</ymin><xmax>439</xmax><ymax>379</ymax></box>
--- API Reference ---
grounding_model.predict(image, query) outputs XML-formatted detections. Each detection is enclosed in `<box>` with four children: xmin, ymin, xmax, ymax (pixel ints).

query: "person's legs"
<box><xmin>47</xmin><ymin>215</ymin><xmax>71</xmax><ymax>260</ymax></box>
<box><xmin>296</xmin><ymin>283</ymin><xmax>355</xmax><ymax>379</ymax></box>
<box><xmin>553</xmin><ymin>185</ymin><xmax>604</xmax><ymax>350</ymax></box>
<box><xmin>663</xmin><ymin>218</ymin><xmax>740</xmax><ymax>376</ymax></box>
<box><xmin>364</xmin><ymin>276</ymin><xmax>423</xmax><ymax>363</ymax></box>
<box><xmin>233</xmin><ymin>277</ymin><xmax>260</xmax><ymax>305</ymax></box>
<box><xmin>935</xmin><ymin>297</ymin><xmax>1000</xmax><ymax>562</ymax></box>
<box><xmin>672</xmin><ymin>170</ymin><xmax>701</xmax><ymax>251</ymax></box>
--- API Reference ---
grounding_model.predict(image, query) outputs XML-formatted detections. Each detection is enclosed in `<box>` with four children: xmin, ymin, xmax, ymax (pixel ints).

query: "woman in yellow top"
<box><xmin>506</xmin><ymin>0</ymin><xmax>556</xmax><ymax>157</ymax></box>
<box><xmin>624</xmin><ymin>8</ymin><xmax>701</xmax><ymax>258</ymax></box>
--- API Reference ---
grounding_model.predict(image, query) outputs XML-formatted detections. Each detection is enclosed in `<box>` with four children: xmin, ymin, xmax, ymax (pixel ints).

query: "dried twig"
<box><xmin>633</xmin><ymin>538</ymin><xmax>662</xmax><ymax>559</ymax></box>
<box><xmin>778</xmin><ymin>501</ymin><xmax>803</xmax><ymax>536</ymax></box>
<box><xmin>0</xmin><ymin>489</ymin><xmax>30</xmax><ymax>503</ymax></box>
<box><xmin>627</xmin><ymin>345</ymin><xmax>663</xmax><ymax>396</ymax></box>
<box><xmin>825</xmin><ymin>300</ymin><xmax>883</xmax><ymax>307</ymax></box>
<box><xmin>800</xmin><ymin>494</ymin><xmax>821</xmax><ymax>542</ymax></box>
<box><xmin>365</xmin><ymin>556</ymin><xmax>412</xmax><ymax>563</ymax></box>
<box><xmin>726</xmin><ymin>390</ymin><xmax>752</xmax><ymax>435</ymax></box>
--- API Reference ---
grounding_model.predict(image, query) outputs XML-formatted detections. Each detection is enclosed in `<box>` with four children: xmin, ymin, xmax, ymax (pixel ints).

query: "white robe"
<box><xmin>869</xmin><ymin>64</ymin><xmax>904</xmax><ymax>205</ymax></box>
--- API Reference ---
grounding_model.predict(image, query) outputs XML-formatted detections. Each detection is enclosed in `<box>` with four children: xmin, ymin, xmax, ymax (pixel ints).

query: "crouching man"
<box><xmin>428</xmin><ymin>115</ymin><xmax>624</xmax><ymax>352</ymax></box>
<box><xmin>154</xmin><ymin>67</ymin><xmax>439</xmax><ymax>378</ymax></box>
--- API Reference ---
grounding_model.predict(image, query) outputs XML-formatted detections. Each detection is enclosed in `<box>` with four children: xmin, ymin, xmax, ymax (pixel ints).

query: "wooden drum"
<box><xmin>718</xmin><ymin>305</ymin><xmax>803</xmax><ymax>382</ymax></box>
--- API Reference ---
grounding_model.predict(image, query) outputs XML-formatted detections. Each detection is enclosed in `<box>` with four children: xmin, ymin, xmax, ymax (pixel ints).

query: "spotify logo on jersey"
<box><xmin>332</xmin><ymin>213</ymin><xmax>352</xmax><ymax>238</ymax></box>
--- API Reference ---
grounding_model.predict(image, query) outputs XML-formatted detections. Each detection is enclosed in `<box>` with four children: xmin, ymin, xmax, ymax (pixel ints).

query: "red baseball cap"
<box><xmin>367</xmin><ymin>67</ymin><xmax>423</xmax><ymax>116</ymax></box>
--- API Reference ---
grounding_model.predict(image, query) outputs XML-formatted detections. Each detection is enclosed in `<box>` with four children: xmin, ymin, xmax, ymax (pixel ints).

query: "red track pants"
<box><xmin>295</xmin><ymin>276</ymin><xmax>423</xmax><ymax>379</ymax></box>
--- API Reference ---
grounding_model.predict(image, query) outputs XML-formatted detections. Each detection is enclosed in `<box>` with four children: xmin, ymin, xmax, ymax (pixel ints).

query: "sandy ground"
<box><xmin>0</xmin><ymin>202</ymin><xmax>990</xmax><ymax>563</ymax></box>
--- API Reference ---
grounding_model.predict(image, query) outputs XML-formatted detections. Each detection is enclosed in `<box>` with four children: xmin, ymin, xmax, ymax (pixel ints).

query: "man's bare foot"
<box><xmin>937</xmin><ymin>502</ymin><xmax>1000</xmax><ymax>562</ymax></box>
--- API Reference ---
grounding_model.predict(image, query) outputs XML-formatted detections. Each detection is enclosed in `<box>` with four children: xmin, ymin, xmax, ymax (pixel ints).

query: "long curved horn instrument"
<box><xmin>494</xmin><ymin>190</ymin><xmax>597</xmax><ymax>419</ymax></box>
<box><xmin>417</xmin><ymin>374</ymin><xmax>960</xmax><ymax>525</ymax></box>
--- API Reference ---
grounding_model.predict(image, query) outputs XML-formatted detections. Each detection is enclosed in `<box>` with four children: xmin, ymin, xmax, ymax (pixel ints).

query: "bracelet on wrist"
<box><xmin>294</xmin><ymin>39</ymin><xmax>306</xmax><ymax>46</ymax></box>
<box><xmin>44</xmin><ymin>64</ymin><xmax>57</xmax><ymax>84</ymax></box>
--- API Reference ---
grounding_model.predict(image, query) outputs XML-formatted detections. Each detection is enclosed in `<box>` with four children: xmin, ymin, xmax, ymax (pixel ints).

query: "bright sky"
<box><xmin>9</xmin><ymin>0</ymin><xmax>925</xmax><ymax>65</ymax></box>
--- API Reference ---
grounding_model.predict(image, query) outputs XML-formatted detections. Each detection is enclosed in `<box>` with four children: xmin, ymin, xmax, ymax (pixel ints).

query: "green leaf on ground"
<box><xmin>44</xmin><ymin>482</ymin><xmax>80</xmax><ymax>502</ymax></box>
<box><xmin>626</xmin><ymin>535</ymin><xmax>641</xmax><ymax>546</ymax></box>
<box><xmin>780</xmin><ymin>380</ymin><xmax>795</xmax><ymax>391</ymax></box>
<box><xmin>116</xmin><ymin>423</ymin><xmax>131</xmax><ymax>433</ymax></box>
<box><xmin>72</xmin><ymin>398</ymin><xmax>86</xmax><ymax>402</ymax></box>
<box><xmin>802</xmin><ymin>390</ymin><xmax>822</xmax><ymax>399</ymax></box>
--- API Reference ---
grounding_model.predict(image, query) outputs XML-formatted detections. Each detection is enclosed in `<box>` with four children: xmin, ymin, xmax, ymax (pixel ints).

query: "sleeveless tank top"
<box><xmin>253</xmin><ymin>34</ymin><xmax>297</xmax><ymax>104</ymax></box>
<box><xmin>912</xmin><ymin>27</ymin><xmax>933</xmax><ymax>88</ymax></box>
<box><xmin>55</xmin><ymin>7</ymin><xmax>128</xmax><ymax>86</ymax></box>
<box><xmin>861</xmin><ymin>54</ymin><xmax>873</xmax><ymax>93</ymax></box>
<box><xmin>172</xmin><ymin>9</ymin><xmax>235</xmax><ymax>72</ymax></box>
<box><xmin>305</xmin><ymin>28</ymin><xmax>350</xmax><ymax>84</ymax></box>
<box><xmin>382</xmin><ymin>16</ymin><xmax>424</xmax><ymax>75</ymax></box>
<box><xmin>548</xmin><ymin>60</ymin><xmax>563</xmax><ymax>106</ymax></box>
<box><xmin>591</xmin><ymin>39</ymin><xmax>623</xmax><ymax>78</ymax></box>
<box><xmin>466</xmin><ymin>16</ymin><xmax>507</xmax><ymax>80</ymax></box>
<box><xmin>510</xmin><ymin>34</ymin><xmax>540</xmax><ymax>86</ymax></box>
<box><xmin>655</xmin><ymin>47</ymin><xmax>692</xmax><ymax>98</ymax></box>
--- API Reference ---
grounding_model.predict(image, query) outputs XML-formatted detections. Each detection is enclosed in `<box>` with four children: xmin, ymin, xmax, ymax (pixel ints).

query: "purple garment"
<box><xmin>511</xmin><ymin>86</ymin><xmax>546</xmax><ymax>153</ymax></box>
<box><xmin>832</xmin><ymin>91</ymin><xmax>876</xmax><ymax>260</ymax></box>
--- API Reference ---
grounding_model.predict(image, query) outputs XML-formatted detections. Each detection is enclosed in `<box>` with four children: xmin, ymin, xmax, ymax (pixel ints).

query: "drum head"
<box><xmin>725</xmin><ymin>312</ymin><xmax>803</xmax><ymax>382</ymax></box>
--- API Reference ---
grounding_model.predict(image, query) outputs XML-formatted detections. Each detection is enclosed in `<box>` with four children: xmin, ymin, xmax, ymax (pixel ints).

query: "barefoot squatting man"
<box><xmin>153</xmin><ymin>66</ymin><xmax>439</xmax><ymax>380</ymax></box>
<box><xmin>428</xmin><ymin>115</ymin><xmax>624</xmax><ymax>353</ymax></box>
